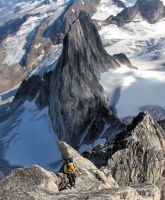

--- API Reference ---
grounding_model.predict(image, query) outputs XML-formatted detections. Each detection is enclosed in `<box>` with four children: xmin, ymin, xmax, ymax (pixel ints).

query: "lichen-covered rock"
<box><xmin>58</xmin><ymin>141</ymin><xmax>118</xmax><ymax>189</ymax></box>
<box><xmin>0</xmin><ymin>141</ymin><xmax>162</xmax><ymax>200</ymax></box>
<box><xmin>132</xmin><ymin>184</ymin><xmax>161</xmax><ymax>200</ymax></box>
<box><xmin>83</xmin><ymin>112</ymin><xmax>165</xmax><ymax>199</ymax></box>
<box><xmin>0</xmin><ymin>165</ymin><xmax>59</xmax><ymax>200</ymax></box>
<box><xmin>56</xmin><ymin>187</ymin><xmax>145</xmax><ymax>200</ymax></box>
<box><xmin>109</xmin><ymin>112</ymin><xmax>165</xmax><ymax>186</ymax></box>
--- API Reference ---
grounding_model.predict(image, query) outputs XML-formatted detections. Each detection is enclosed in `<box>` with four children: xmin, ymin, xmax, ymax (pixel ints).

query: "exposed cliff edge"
<box><xmin>0</xmin><ymin>141</ymin><xmax>161</xmax><ymax>200</ymax></box>
<box><xmin>0</xmin><ymin>0</ymin><xmax>100</xmax><ymax>93</ymax></box>
<box><xmin>45</xmin><ymin>11</ymin><xmax>129</xmax><ymax>146</ymax></box>
<box><xmin>44</xmin><ymin>0</ymin><xmax>100</xmax><ymax>44</ymax></box>
<box><xmin>14</xmin><ymin>11</ymin><xmax>133</xmax><ymax>147</ymax></box>
<box><xmin>83</xmin><ymin>112</ymin><xmax>165</xmax><ymax>199</ymax></box>
<box><xmin>107</xmin><ymin>0</ymin><xmax>165</xmax><ymax>25</ymax></box>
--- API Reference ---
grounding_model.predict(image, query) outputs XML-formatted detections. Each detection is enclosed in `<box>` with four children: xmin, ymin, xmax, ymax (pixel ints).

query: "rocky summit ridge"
<box><xmin>15</xmin><ymin>11</ymin><xmax>131</xmax><ymax>147</ymax></box>
<box><xmin>107</xmin><ymin>0</ymin><xmax>165</xmax><ymax>25</ymax></box>
<box><xmin>0</xmin><ymin>112</ymin><xmax>164</xmax><ymax>199</ymax></box>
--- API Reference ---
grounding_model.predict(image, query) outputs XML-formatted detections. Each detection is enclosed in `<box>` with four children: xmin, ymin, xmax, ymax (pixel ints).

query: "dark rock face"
<box><xmin>0</xmin><ymin>0</ymin><xmax>100</xmax><ymax>93</ymax></box>
<box><xmin>113</xmin><ymin>53</ymin><xmax>136</xmax><ymax>68</ymax></box>
<box><xmin>108</xmin><ymin>0</ymin><xmax>165</xmax><ymax>25</ymax></box>
<box><xmin>158</xmin><ymin>119</ymin><xmax>165</xmax><ymax>132</ymax></box>
<box><xmin>113</xmin><ymin>0</ymin><xmax>126</xmax><ymax>8</ymax></box>
<box><xmin>44</xmin><ymin>0</ymin><xmax>100</xmax><ymax>44</ymax></box>
<box><xmin>47</xmin><ymin>11</ymin><xmax>120</xmax><ymax>146</ymax></box>
<box><xmin>36</xmin><ymin>71</ymin><xmax>52</xmax><ymax>109</ymax></box>
<box><xmin>0</xmin><ymin>142</ymin><xmax>161</xmax><ymax>200</ymax></box>
<box><xmin>14</xmin><ymin>75</ymin><xmax>43</xmax><ymax>101</ymax></box>
<box><xmin>84</xmin><ymin>112</ymin><xmax>165</xmax><ymax>199</ymax></box>
<box><xmin>107</xmin><ymin>6</ymin><xmax>138</xmax><ymax>25</ymax></box>
<box><xmin>137</xmin><ymin>0</ymin><xmax>165</xmax><ymax>23</ymax></box>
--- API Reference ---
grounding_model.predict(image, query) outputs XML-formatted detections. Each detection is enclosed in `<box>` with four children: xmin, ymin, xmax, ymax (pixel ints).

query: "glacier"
<box><xmin>100</xmin><ymin>67</ymin><xmax>165</xmax><ymax>123</ymax></box>
<box><xmin>0</xmin><ymin>101</ymin><xmax>61</xmax><ymax>171</ymax></box>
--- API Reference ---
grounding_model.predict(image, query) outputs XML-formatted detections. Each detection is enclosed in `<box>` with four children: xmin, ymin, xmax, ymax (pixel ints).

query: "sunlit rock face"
<box><xmin>83</xmin><ymin>112</ymin><xmax>165</xmax><ymax>200</ymax></box>
<box><xmin>0</xmin><ymin>142</ymin><xmax>161</xmax><ymax>200</ymax></box>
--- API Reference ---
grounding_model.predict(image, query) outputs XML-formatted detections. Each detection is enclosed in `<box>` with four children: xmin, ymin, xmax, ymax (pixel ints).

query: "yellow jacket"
<box><xmin>63</xmin><ymin>162</ymin><xmax>76</xmax><ymax>174</ymax></box>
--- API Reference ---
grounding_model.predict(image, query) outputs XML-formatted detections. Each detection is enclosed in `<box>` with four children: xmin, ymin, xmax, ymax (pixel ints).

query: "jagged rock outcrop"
<box><xmin>14</xmin><ymin>75</ymin><xmax>42</xmax><ymax>101</ymax></box>
<box><xmin>58</xmin><ymin>141</ymin><xmax>118</xmax><ymax>188</ymax></box>
<box><xmin>44</xmin><ymin>0</ymin><xmax>100</xmax><ymax>44</ymax></box>
<box><xmin>107</xmin><ymin>4</ymin><xmax>139</xmax><ymax>25</ymax></box>
<box><xmin>109</xmin><ymin>112</ymin><xmax>165</xmax><ymax>186</ymax></box>
<box><xmin>137</xmin><ymin>0</ymin><xmax>165</xmax><ymax>23</ymax></box>
<box><xmin>83</xmin><ymin>112</ymin><xmax>165</xmax><ymax>199</ymax></box>
<box><xmin>0</xmin><ymin>165</ymin><xmax>60</xmax><ymax>200</ymax></box>
<box><xmin>107</xmin><ymin>0</ymin><xmax>165</xmax><ymax>25</ymax></box>
<box><xmin>158</xmin><ymin>119</ymin><xmax>165</xmax><ymax>132</ymax></box>
<box><xmin>47</xmin><ymin>11</ymin><xmax>122</xmax><ymax>146</ymax></box>
<box><xmin>56</xmin><ymin>185</ymin><xmax>160</xmax><ymax>200</ymax></box>
<box><xmin>0</xmin><ymin>141</ymin><xmax>161</xmax><ymax>200</ymax></box>
<box><xmin>113</xmin><ymin>53</ymin><xmax>137</xmax><ymax>69</ymax></box>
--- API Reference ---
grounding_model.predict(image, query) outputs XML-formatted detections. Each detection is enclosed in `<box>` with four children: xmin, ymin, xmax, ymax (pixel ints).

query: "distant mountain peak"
<box><xmin>47</xmin><ymin>11</ymin><xmax>121</xmax><ymax>145</ymax></box>
<box><xmin>108</xmin><ymin>0</ymin><xmax>165</xmax><ymax>25</ymax></box>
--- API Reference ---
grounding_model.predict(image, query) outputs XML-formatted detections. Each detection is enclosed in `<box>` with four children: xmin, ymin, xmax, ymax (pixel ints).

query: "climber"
<box><xmin>63</xmin><ymin>157</ymin><xmax>76</xmax><ymax>188</ymax></box>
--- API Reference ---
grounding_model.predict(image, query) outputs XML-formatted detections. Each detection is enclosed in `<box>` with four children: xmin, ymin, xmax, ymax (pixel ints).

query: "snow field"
<box><xmin>0</xmin><ymin>101</ymin><xmax>61</xmax><ymax>171</ymax></box>
<box><xmin>100</xmin><ymin>67</ymin><xmax>165</xmax><ymax>121</ymax></box>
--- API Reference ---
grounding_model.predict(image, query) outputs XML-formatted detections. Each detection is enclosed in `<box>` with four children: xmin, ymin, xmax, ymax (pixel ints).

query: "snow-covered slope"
<box><xmin>120</xmin><ymin>0</ymin><xmax>136</xmax><ymax>7</ymax></box>
<box><xmin>1</xmin><ymin>0</ymin><xmax>69</xmax><ymax>66</ymax></box>
<box><xmin>3</xmin><ymin>16</ymin><xmax>42</xmax><ymax>66</ymax></box>
<box><xmin>121</xmin><ymin>0</ymin><xmax>165</xmax><ymax>7</ymax></box>
<box><xmin>0</xmin><ymin>0</ymin><xmax>71</xmax><ymax>94</ymax></box>
<box><xmin>93</xmin><ymin>0</ymin><xmax>165</xmax><ymax>122</ymax></box>
<box><xmin>92</xmin><ymin>0</ymin><xmax>123</xmax><ymax>21</ymax></box>
<box><xmin>93</xmin><ymin>1</ymin><xmax>165</xmax><ymax>72</ymax></box>
<box><xmin>100</xmin><ymin>67</ymin><xmax>165</xmax><ymax>123</ymax></box>
<box><xmin>0</xmin><ymin>101</ymin><xmax>61</xmax><ymax>171</ymax></box>
<box><xmin>0</xmin><ymin>0</ymin><xmax>165</xmax><ymax>175</ymax></box>
<box><xmin>100</xmin><ymin>17</ymin><xmax>165</xmax><ymax>71</ymax></box>
<box><xmin>0</xmin><ymin>0</ymin><xmax>70</xmax><ymax>25</ymax></box>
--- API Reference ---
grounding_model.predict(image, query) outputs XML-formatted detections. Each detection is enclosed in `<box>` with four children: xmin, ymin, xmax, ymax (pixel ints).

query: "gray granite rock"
<box><xmin>108</xmin><ymin>0</ymin><xmax>165</xmax><ymax>25</ymax></box>
<box><xmin>83</xmin><ymin>112</ymin><xmax>165</xmax><ymax>199</ymax></box>
<box><xmin>47</xmin><ymin>11</ymin><xmax>121</xmax><ymax>146</ymax></box>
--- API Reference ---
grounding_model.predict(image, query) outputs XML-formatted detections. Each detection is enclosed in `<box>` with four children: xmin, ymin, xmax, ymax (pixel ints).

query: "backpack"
<box><xmin>64</xmin><ymin>162</ymin><xmax>76</xmax><ymax>174</ymax></box>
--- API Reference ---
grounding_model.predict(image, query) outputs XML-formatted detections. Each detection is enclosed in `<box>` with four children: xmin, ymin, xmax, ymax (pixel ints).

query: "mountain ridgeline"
<box><xmin>0</xmin><ymin>0</ymin><xmax>165</xmax><ymax>199</ymax></box>
<box><xmin>107</xmin><ymin>0</ymin><xmax>165</xmax><ymax>25</ymax></box>
<box><xmin>83</xmin><ymin>112</ymin><xmax>165</xmax><ymax>199</ymax></box>
<box><xmin>15</xmin><ymin>11</ymin><xmax>132</xmax><ymax>146</ymax></box>
<box><xmin>0</xmin><ymin>117</ymin><xmax>164</xmax><ymax>199</ymax></box>
<box><xmin>0</xmin><ymin>0</ymin><xmax>101</xmax><ymax>93</ymax></box>
<box><xmin>44</xmin><ymin>0</ymin><xmax>100</xmax><ymax>44</ymax></box>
